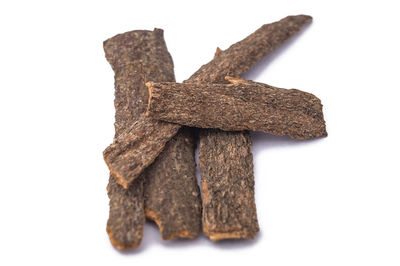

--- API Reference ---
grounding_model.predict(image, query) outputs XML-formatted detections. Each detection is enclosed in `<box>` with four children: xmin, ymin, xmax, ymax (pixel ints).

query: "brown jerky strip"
<box><xmin>104</xmin><ymin>29</ymin><xmax>175</xmax><ymax>137</ymax></box>
<box><xmin>105</xmin><ymin>15</ymin><xmax>312</xmax><ymax>188</ymax></box>
<box><xmin>107</xmin><ymin>174</ymin><xmax>145</xmax><ymax>249</ymax></box>
<box><xmin>103</xmin><ymin>115</ymin><xmax>179</xmax><ymax>189</ymax></box>
<box><xmin>104</xmin><ymin>29</ymin><xmax>176</xmax><ymax>249</ymax></box>
<box><xmin>187</xmin><ymin>15</ymin><xmax>312</xmax><ymax>83</ymax></box>
<box><xmin>199</xmin><ymin>129</ymin><xmax>259</xmax><ymax>241</ymax></box>
<box><xmin>147</xmin><ymin>77</ymin><xmax>327</xmax><ymax>140</ymax></box>
<box><xmin>144</xmin><ymin>128</ymin><xmax>201</xmax><ymax>239</ymax></box>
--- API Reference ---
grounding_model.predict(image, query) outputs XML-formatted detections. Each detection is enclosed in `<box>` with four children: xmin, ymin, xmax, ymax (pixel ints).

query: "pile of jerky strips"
<box><xmin>103</xmin><ymin>15</ymin><xmax>327</xmax><ymax>250</ymax></box>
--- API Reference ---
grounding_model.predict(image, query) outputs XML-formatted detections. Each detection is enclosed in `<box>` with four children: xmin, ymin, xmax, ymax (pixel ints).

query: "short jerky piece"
<box><xmin>106</xmin><ymin>15</ymin><xmax>313</xmax><ymax>189</ymax></box>
<box><xmin>200</xmin><ymin>129</ymin><xmax>259</xmax><ymax>241</ymax></box>
<box><xmin>144</xmin><ymin>128</ymin><xmax>201</xmax><ymax>240</ymax></box>
<box><xmin>147</xmin><ymin>77</ymin><xmax>327</xmax><ymax>140</ymax></box>
<box><xmin>104</xmin><ymin>29</ymin><xmax>175</xmax><ymax>249</ymax></box>
<box><xmin>107</xmin><ymin>175</ymin><xmax>145</xmax><ymax>249</ymax></box>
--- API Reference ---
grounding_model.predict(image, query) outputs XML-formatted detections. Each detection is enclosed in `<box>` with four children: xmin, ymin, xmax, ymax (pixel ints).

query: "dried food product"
<box><xmin>147</xmin><ymin>77</ymin><xmax>327</xmax><ymax>140</ymax></box>
<box><xmin>106</xmin><ymin>15</ymin><xmax>312</xmax><ymax>189</ymax></box>
<box><xmin>187</xmin><ymin>15</ymin><xmax>312</xmax><ymax>83</ymax></box>
<box><xmin>199</xmin><ymin>129</ymin><xmax>259</xmax><ymax>241</ymax></box>
<box><xmin>104</xmin><ymin>29</ymin><xmax>176</xmax><ymax>249</ymax></box>
<box><xmin>107</xmin><ymin>175</ymin><xmax>145</xmax><ymax>249</ymax></box>
<box><xmin>103</xmin><ymin>115</ymin><xmax>180</xmax><ymax>189</ymax></box>
<box><xmin>144</xmin><ymin>128</ymin><xmax>201</xmax><ymax>239</ymax></box>
<box><xmin>104</xmin><ymin>28</ymin><xmax>175</xmax><ymax>137</ymax></box>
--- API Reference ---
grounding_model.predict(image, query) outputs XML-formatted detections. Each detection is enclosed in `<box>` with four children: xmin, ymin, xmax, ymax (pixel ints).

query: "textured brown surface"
<box><xmin>144</xmin><ymin>128</ymin><xmax>201</xmax><ymax>240</ymax></box>
<box><xmin>104</xmin><ymin>29</ymin><xmax>176</xmax><ymax>249</ymax></box>
<box><xmin>188</xmin><ymin>15</ymin><xmax>312</xmax><ymax>83</ymax></box>
<box><xmin>189</xmin><ymin>15</ymin><xmax>312</xmax><ymax>240</ymax></box>
<box><xmin>104</xmin><ymin>28</ymin><xmax>175</xmax><ymax>137</ymax></box>
<box><xmin>107</xmin><ymin>175</ymin><xmax>145</xmax><ymax>249</ymax></box>
<box><xmin>106</xmin><ymin>15</ymin><xmax>312</xmax><ymax>190</ymax></box>
<box><xmin>139</xmin><ymin>15</ymin><xmax>312</xmax><ymax>240</ymax></box>
<box><xmin>104</xmin><ymin>28</ymin><xmax>202</xmax><ymax>241</ymax></box>
<box><xmin>103</xmin><ymin>15</ymin><xmax>312</xmax><ymax>242</ymax></box>
<box><xmin>103</xmin><ymin>115</ymin><xmax>180</xmax><ymax>189</ymax></box>
<box><xmin>199</xmin><ymin>129</ymin><xmax>259</xmax><ymax>241</ymax></box>
<box><xmin>147</xmin><ymin>77</ymin><xmax>327</xmax><ymax>139</ymax></box>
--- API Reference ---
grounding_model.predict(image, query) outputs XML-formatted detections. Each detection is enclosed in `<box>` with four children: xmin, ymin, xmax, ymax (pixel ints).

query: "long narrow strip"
<box><xmin>187</xmin><ymin>15</ymin><xmax>312</xmax><ymax>83</ymax></box>
<box><xmin>104</xmin><ymin>29</ymin><xmax>176</xmax><ymax>249</ymax></box>
<box><xmin>104</xmin><ymin>15</ymin><xmax>313</xmax><ymax>188</ymax></box>
<box><xmin>199</xmin><ymin>129</ymin><xmax>258</xmax><ymax>241</ymax></box>
<box><xmin>144</xmin><ymin>128</ymin><xmax>201</xmax><ymax>239</ymax></box>
<box><xmin>147</xmin><ymin>77</ymin><xmax>327</xmax><ymax>139</ymax></box>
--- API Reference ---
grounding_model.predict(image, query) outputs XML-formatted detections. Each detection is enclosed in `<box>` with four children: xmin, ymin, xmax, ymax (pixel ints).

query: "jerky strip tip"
<box><xmin>206</xmin><ymin>231</ymin><xmax>257</xmax><ymax>242</ymax></box>
<box><xmin>106</xmin><ymin>225</ymin><xmax>142</xmax><ymax>250</ymax></box>
<box><xmin>145</xmin><ymin>208</ymin><xmax>197</xmax><ymax>240</ymax></box>
<box><xmin>200</xmin><ymin>130</ymin><xmax>259</xmax><ymax>241</ymax></box>
<box><xmin>104</xmin><ymin>156</ymin><xmax>129</xmax><ymax>189</ymax></box>
<box><xmin>103</xmin><ymin>115</ymin><xmax>181</xmax><ymax>189</ymax></box>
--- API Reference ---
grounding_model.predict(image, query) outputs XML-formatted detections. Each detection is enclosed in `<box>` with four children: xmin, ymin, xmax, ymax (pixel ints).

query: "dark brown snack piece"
<box><xmin>107</xmin><ymin>15</ymin><xmax>313</xmax><ymax>189</ymax></box>
<box><xmin>104</xmin><ymin>28</ymin><xmax>175</xmax><ymax>137</ymax></box>
<box><xmin>103</xmin><ymin>115</ymin><xmax>180</xmax><ymax>189</ymax></box>
<box><xmin>107</xmin><ymin>175</ymin><xmax>145</xmax><ymax>249</ymax></box>
<box><xmin>144</xmin><ymin>128</ymin><xmax>202</xmax><ymax>240</ymax></box>
<box><xmin>104</xmin><ymin>29</ymin><xmax>177</xmax><ymax>249</ymax></box>
<box><xmin>147</xmin><ymin>77</ymin><xmax>327</xmax><ymax>140</ymax></box>
<box><xmin>187</xmin><ymin>15</ymin><xmax>312</xmax><ymax>83</ymax></box>
<box><xmin>199</xmin><ymin>129</ymin><xmax>259</xmax><ymax>241</ymax></box>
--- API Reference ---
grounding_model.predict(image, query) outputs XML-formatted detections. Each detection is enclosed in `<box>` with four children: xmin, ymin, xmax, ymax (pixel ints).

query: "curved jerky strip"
<box><xmin>105</xmin><ymin>15</ymin><xmax>312</xmax><ymax>188</ymax></box>
<box><xmin>147</xmin><ymin>78</ymin><xmax>327</xmax><ymax>140</ymax></box>
<box><xmin>104</xmin><ymin>29</ymin><xmax>176</xmax><ymax>249</ymax></box>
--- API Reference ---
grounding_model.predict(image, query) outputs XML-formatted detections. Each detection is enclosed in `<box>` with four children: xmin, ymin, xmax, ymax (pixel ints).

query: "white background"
<box><xmin>1</xmin><ymin>0</ymin><xmax>399</xmax><ymax>265</ymax></box>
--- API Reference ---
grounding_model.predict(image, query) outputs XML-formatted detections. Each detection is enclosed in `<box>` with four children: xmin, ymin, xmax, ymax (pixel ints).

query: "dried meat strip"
<box><xmin>104</xmin><ymin>29</ymin><xmax>176</xmax><ymax>249</ymax></box>
<box><xmin>144</xmin><ymin>128</ymin><xmax>201</xmax><ymax>239</ymax></box>
<box><xmin>147</xmin><ymin>77</ymin><xmax>327</xmax><ymax>140</ymax></box>
<box><xmin>199</xmin><ymin>129</ymin><xmax>259</xmax><ymax>241</ymax></box>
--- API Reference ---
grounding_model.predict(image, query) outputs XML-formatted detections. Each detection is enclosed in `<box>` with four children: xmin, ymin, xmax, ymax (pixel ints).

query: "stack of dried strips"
<box><xmin>102</xmin><ymin>15</ymin><xmax>327</xmax><ymax>250</ymax></box>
